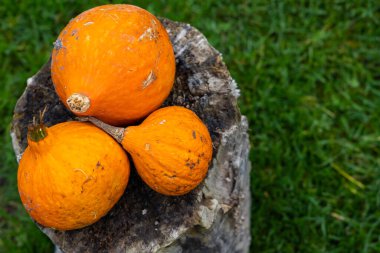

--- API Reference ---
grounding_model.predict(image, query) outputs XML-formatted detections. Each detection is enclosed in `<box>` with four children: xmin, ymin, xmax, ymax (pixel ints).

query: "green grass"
<box><xmin>0</xmin><ymin>0</ymin><xmax>379</xmax><ymax>252</ymax></box>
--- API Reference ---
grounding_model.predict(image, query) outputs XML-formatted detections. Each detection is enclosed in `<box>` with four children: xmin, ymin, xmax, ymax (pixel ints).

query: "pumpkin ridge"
<box><xmin>133</xmin><ymin>154</ymin><xmax>201</xmax><ymax>195</ymax></box>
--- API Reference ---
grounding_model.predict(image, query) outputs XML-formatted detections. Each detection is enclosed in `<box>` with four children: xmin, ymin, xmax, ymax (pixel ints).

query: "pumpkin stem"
<box><xmin>28</xmin><ymin>106</ymin><xmax>48</xmax><ymax>142</ymax></box>
<box><xmin>78</xmin><ymin>116</ymin><xmax>124</xmax><ymax>143</ymax></box>
<box><xmin>67</xmin><ymin>93</ymin><xmax>91</xmax><ymax>113</ymax></box>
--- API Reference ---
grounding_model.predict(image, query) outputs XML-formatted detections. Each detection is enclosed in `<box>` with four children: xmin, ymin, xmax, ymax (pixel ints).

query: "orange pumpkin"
<box><xmin>87</xmin><ymin>106</ymin><xmax>213</xmax><ymax>196</ymax></box>
<box><xmin>17</xmin><ymin>121</ymin><xmax>130</xmax><ymax>230</ymax></box>
<box><xmin>51</xmin><ymin>4</ymin><xmax>175</xmax><ymax>125</ymax></box>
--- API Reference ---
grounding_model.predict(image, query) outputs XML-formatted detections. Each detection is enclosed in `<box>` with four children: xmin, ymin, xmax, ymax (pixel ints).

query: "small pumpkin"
<box><xmin>51</xmin><ymin>4</ymin><xmax>175</xmax><ymax>125</ymax></box>
<box><xmin>87</xmin><ymin>106</ymin><xmax>213</xmax><ymax>196</ymax></box>
<box><xmin>17</xmin><ymin>120</ymin><xmax>130</xmax><ymax>230</ymax></box>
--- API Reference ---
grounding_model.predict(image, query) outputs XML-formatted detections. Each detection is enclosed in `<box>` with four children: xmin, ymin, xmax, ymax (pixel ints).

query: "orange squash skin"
<box><xmin>51</xmin><ymin>4</ymin><xmax>175</xmax><ymax>125</ymax></box>
<box><xmin>122</xmin><ymin>106</ymin><xmax>213</xmax><ymax>196</ymax></box>
<box><xmin>17</xmin><ymin>122</ymin><xmax>130</xmax><ymax>230</ymax></box>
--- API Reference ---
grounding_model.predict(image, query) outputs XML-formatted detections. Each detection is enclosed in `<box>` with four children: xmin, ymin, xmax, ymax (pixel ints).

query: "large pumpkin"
<box><xmin>17</xmin><ymin>121</ymin><xmax>130</xmax><ymax>230</ymax></box>
<box><xmin>87</xmin><ymin>106</ymin><xmax>213</xmax><ymax>196</ymax></box>
<box><xmin>51</xmin><ymin>4</ymin><xmax>175</xmax><ymax>125</ymax></box>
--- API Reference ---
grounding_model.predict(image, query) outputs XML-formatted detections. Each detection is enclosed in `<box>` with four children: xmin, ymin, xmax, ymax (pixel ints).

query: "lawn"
<box><xmin>1</xmin><ymin>0</ymin><xmax>379</xmax><ymax>252</ymax></box>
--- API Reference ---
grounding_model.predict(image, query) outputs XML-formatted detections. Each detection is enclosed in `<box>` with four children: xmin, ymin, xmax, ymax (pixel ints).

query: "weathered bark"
<box><xmin>11</xmin><ymin>18</ymin><xmax>251</xmax><ymax>253</ymax></box>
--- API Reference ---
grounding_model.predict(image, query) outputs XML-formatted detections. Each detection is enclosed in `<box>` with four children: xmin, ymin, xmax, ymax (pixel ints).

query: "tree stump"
<box><xmin>11</xmin><ymin>18</ymin><xmax>251</xmax><ymax>253</ymax></box>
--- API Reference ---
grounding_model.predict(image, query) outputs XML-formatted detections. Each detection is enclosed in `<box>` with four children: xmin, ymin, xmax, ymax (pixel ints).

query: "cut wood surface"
<box><xmin>11</xmin><ymin>18</ymin><xmax>251</xmax><ymax>253</ymax></box>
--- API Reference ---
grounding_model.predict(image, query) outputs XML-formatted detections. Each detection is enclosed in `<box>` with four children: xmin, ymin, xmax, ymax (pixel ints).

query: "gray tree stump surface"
<box><xmin>11</xmin><ymin>18</ymin><xmax>251</xmax><ymax>253</ymax></box>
